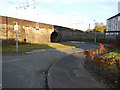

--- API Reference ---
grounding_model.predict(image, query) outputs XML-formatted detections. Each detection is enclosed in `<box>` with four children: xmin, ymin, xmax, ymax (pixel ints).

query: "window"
<box><xmin>118</xmin><ymin>16</ymin><xmax>120</xmax><ymax>21</ymax></box>
<box><xmin>116</xmin><ymin>23</ymin><xmax>117</xmax><ymax>31</ymax></box>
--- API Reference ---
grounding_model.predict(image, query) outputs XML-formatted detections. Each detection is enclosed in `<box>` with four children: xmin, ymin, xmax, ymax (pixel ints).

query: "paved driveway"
<box><xmin>2</xmin><ymin>42</ymin><xmax>99</xmax><ymax>88</ymax></box>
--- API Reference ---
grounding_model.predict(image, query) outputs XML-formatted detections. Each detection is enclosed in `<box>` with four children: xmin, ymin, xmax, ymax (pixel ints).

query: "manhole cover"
<box><xmin>39</xmin><ymin>70</ymin><xmax>47</xmax><ymax>74</ymax></box>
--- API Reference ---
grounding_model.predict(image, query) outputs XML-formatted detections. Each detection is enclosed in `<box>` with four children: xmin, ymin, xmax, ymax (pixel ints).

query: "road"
<box><xmin>2</xmin><ymin>42</ymin><xmax>99</xmax><ymax>88</ymax></box>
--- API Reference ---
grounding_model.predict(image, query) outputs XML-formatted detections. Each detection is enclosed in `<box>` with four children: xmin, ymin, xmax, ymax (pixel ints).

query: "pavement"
<box><xmin>47</xmin><ymin>52</ymin><xmax>107</xmax><ymax>88</ymax></box>
<box><xmin>2</xmin><ymin>41</ymin><xmax>106</xmax><ymax>88</ymax></box>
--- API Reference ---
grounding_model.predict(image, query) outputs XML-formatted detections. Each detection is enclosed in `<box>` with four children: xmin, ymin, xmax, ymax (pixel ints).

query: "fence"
<box><xmin>79</xmin><ymin>32</ymin><xmax>120</xmax><ymax>44</ymax></box>
<box><xmin>105</xmin><ymin>31</ymin><xmax>120</xmax><ymax>39</ymax></box>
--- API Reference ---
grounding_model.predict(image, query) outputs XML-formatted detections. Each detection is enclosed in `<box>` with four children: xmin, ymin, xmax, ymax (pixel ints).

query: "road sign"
<box><xmin>14</xmin><ymin>25</ymin><xmax>18</xmax><ymax>31</ymax></box>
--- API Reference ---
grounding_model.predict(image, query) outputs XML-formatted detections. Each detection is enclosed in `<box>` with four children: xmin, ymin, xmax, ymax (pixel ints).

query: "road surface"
<box><xmin>2</xmin><ymin>42</ymin><xmax>99</xmax><ymax>88</ymax></box>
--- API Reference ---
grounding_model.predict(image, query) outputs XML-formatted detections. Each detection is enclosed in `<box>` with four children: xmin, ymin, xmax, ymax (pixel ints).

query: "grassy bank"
<box><xmin>2</xmin><ymin>43</ymin><xmax>77</xmax><ymax>53</ymax></box>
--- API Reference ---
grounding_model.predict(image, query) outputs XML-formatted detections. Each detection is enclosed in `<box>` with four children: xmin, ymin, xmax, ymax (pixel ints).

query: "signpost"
<box><xmin>14</xmin><ymin>22</ymin><xmax>18</xmax><ymax>53</ymax></box>
<box><xmin>14</xmin><ymin>24</ymin><xmax>18</xmax><ymax>31</ymax></box>
<box><xmin>14</xmin><ymin>0</ymin><xmax>37</xmax><ymax>53</ymax></box>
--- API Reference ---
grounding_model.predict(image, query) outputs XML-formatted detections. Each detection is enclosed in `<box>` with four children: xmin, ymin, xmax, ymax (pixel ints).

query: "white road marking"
<box><xmin>1</xmin><ymin>59</ymin><xmax>21</xmax><ymax>63</ymax></box>
<box><xmin>26</xmin><ymin>49</ymin><xmax>47</xmax><ymax>53</ymax></box>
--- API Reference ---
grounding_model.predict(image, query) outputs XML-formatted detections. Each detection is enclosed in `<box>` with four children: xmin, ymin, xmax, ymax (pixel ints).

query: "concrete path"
<box><xmin>47</xmin><ymin>52</ymin><xmax>107</xmax><ymax>88</ymax></box>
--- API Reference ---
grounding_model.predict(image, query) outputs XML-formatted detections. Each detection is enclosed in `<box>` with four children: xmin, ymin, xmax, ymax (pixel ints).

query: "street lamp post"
<box><xmin>16</xmin><ymin>22</ymin><xmax>18</xmax><ymax>53</ymax></box>
<box><xmin>13</xmin><ymin>20</ymin><xmax>18</xmax><ymax>53</ymax></box>
<box><xmin>94</xmin><ymin>20</ymin><xmax>96</xmax><ymax>43</ymax></box>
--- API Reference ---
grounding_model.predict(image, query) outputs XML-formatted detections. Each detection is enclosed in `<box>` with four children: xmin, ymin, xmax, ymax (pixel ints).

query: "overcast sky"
<box><xmin>0</xmin><ymin>0</ymin><xmax>119</xmax><ymax>31</ymax></box>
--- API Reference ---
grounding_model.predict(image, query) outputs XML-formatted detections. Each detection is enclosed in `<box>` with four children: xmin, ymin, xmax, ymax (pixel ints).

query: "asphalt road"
<box><xmin>2</xmin><ymin>42</ymin><xmax>99</xmax><ymax>88</ymax></box>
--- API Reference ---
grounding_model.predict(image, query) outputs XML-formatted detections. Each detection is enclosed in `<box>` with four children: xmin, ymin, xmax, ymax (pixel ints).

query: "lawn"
<box><xmin>2</xmin><ymin>43</ymin><xmax>77</xmax><ymax>53</ymax></box>
<box><xmin>100</xmin><ymin>49</ymin><xmax>120</xmax><ymax>75</ymax></box>
<box><xmin>101</xmin><ymin>50</ymin><xmax>120</xmax><ymax>60</ymax></box>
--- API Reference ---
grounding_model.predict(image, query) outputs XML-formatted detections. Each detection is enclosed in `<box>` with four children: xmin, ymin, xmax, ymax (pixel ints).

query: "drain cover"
<box><xmin>39</xmin><ymin>70</ymin><xmax>47</xmax><ymax>74</ymax></box>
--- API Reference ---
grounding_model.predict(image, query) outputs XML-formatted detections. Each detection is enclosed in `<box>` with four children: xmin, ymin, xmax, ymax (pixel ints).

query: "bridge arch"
<box><xmin>51</xmin><ymin>31</ymin><xmax>59</xmax><ymax>42</ymax></box>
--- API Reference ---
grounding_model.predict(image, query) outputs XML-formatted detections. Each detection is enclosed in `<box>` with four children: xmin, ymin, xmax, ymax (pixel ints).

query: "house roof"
<box><xmin>107</xmin><ymin>13</ymin><xmax>120</xmax><ymax>20</ymax></box>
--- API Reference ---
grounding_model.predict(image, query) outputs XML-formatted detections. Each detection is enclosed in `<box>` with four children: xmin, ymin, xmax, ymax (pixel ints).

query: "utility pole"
<box><xmin>14</xmin><ymin>0</ymin><xmax>37</xmax><ymax>53</ymax></box>
<box><xmin>94</xmin><ymin>20</ymin><xmax>96</xmax><ymax>43</ymax></box>
<box><xmin>89</xmin><ymin>24</ymin><xmax>90</xmax><ymax>29</ymax></box>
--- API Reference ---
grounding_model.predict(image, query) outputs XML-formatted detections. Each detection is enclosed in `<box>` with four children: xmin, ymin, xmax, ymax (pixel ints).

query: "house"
<box><xmin>106</xmin><ymin>1</ymin><xmax>120</xmax><ymax>39</ymax></box>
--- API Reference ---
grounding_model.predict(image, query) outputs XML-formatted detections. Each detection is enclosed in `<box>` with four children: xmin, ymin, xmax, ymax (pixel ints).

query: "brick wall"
<box><xmin>54</xmin><ymin>25</ymin><xmax>84</xmax><ymax>42</ymax></box>
<box><xmin>1</xmin><ymin>16</ymin><xmax>54</xmax><ymax>44</ymax></box>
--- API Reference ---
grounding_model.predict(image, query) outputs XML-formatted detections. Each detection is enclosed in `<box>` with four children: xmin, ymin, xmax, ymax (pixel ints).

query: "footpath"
<box><xmin>47</xmin><ymin>52</ymin><xmax>108</xmax><ymax>88</ymax></box>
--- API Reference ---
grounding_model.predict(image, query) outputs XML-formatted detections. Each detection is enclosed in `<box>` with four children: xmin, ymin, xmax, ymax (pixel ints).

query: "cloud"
<box><xmin>93</xmin><ymin>3</ymin><xmax>117</xmax><ymax>21</ymax></box>
<box><xmin>63</xmin><ymin>1</ymin><xmax>73</xmax><ymax>5</ymax></box>
<box><xmin>0</xmin><ymin>0</ymin><xmax>119</xmax><ymax>31</ymax></box>
<box><xmin>0</xmin><ymin>2</ymin><xmax>101</xmax><ymax>30</ymax></box>
<box><xmin>14</xmin><ymin>7</ymin><xmax>90</xmax><ymax>30</ymax></box>
<box><xmin>38</xmin><ymin>0</ymin><xmax>119</xmax><ymax>3</ymax></box>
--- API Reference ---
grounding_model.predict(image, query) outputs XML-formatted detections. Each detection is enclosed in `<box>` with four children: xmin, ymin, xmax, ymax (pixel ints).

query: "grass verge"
<box><xmin>2</xmin><ymin>43</ymin><xmax>77</xmax><ymax>53</ymax></box>
<box><xmin>100</xmin><ymin>49</ymin><xmax>120</xmax><ymax>75</ymax></box>
<box><xmin>84</xmin><ymin>49</ymin><xmax>120</xmax><ymax>88</ymax></box>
